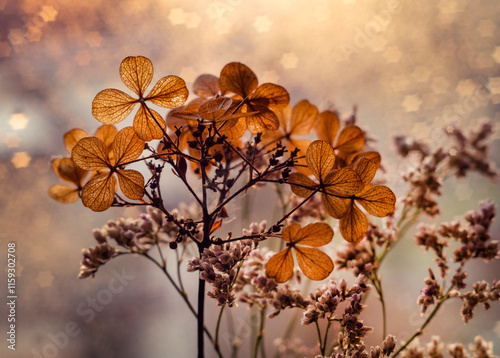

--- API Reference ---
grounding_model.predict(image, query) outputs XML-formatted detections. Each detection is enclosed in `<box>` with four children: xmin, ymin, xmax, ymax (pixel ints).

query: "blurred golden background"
<box><xmin>0</xmin><ymin>0</ymin><xmax>499</xmax><ymax>357</ymax></box>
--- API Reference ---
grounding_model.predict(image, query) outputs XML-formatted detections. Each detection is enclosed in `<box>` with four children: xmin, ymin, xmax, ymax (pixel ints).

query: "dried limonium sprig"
<box><xmin>51</xmin><ymin>56</ymin><xmax>498</xmax><ymax>358</ymax></box>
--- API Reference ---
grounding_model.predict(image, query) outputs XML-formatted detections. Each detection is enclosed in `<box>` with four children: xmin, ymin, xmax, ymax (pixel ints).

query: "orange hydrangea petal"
<box><xmin>322</xmin><ymin>193</ymin><xmax>349</xmax><ymax>219</ymax></box>
<box><xmin>64</xmin><ymin>129</ymin><xmax>88</xmax><ymax>154</ymax></box>
<box><xmin>72</xmin><ymin>137</ymin><xmax>110</xmax><ymax>171</ymax></box>
<box><xmin>119</xmin><ymin>56</ymin><xmax>153</xmax><ymax>97</ymax></box>
<box><xmin>216</xmin><ymin>117</ymin><xmax>247</xmax><ymax>139</ymax></box>
<box><xmin>275</xmin><ymin>104</ymin><xmax>291</xmax><ymax>132</ymax></box>
<box><xmin>295</xmin><ymin>247</ymin><xmax>333</xmax><ymax>281</ymax></box>
<box><xmin>250</xmin><ymin>83</ymin><xmax>290</xmax><ymax>111</ymax></box>
<box><xmin>340</xmin><ymin>201</ymin><xmax>368</xmax><ymax>243</ymax></box>
<box><xmin>289</xmin><ymin>100</ymin><xmax>318</xmax><ymax>136</ymax></box>
<box><xmin>293</xmin><ymin>222</ymin><xmax>333</xmax><ymax>246</ymax></box>
<box><xmin>265</xmin><ymin>248</ymin><xmax>294</xmax><ymax>283</ymax></box>
<box><xmin>112</xmin><ymin>126</ymin><xmax>145</xmax><ymax>166</ymax></box>
<box><xmin>357</xmin><ymin>185</ymin><xmax>396</xmax><ymax>217</ymax></box>
<box><xmin>145</xmin><ymin>75</ymin><xmax>189</xmax><ymax>109</ymax></box>
<box><xmin>54</xmin><ymin>157</ymin><xmax>87</xmax><ymax>185</ymax></box>
<box><xmin>324</xmin><ymin>167</ymin><xmax>364</xmax><ymax>196</ymax></box>
<box><xmin>245</xmin><ymin>105</ymin><xmax>280</xmax><ymax>134</ymax></box>
<box><xmin>94</xmin><ymin>125</ymin><xmax>118</xmax><ymax>148</ymax></box>
<box><xmin>306</xmin><ymin>140</ymin><xmax>336</xmax><ymax>182</ymax></box>
<box><xmin>133</xmin><ymin>104</ymin><xmax>166</xmax><ymax>141</ymax></box>
<box><xmin>335</xmin><ymin>125</ymin><xmax>365</xmax><ymax>155</ymax></box>
<box><xmin>193</xmin><ymin>74</ymin><xmax>220</xmax><ymax>97</ymax></box>
<box><xmin>352</xmin><ymin>157</ymin><xmax>377</xmax><ymax>186</ymax></box>
<box><xmin>288</xmin><ymin>172</ymin><xmax>317</xmax><ymax>198</ymax></box>
<box><xmin>316</xmin><ymin>110</ymin><xmax>339</xmax><ymax>145</ymax></box>
<box><xmin>282</xmin><ymin>224</ymin><xmax>301</xmax><ymax>243</ymax></box>
<box><xmin>219</xmin><ymin>62</ymin><xmax>258</xmax><ymax>98</ymax></box>
<box><xmin>116</xmin><ymin>169</ymin><xmax>144</xmax><ymax>200</ymax></box>
<box><xmin>347</xmin><ymin>151</ymin><xmax>381</xmax><ymax>169</ymax></box>
<box><xmin>92</xmin><ymin>89</ymin><xmax>137</xmax><ymax>125</ymax></box>
<box><xmin>49</xmin><ymin>184</ymin><xmax>80</xmax><ymax>203</ymax></box>
<box><xmin>81</xmin><ymin>172</ymin><xmax>117</xmax><ymax>212</ymax></box>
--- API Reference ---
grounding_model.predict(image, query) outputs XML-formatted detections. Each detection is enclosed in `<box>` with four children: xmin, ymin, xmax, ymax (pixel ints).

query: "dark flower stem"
<box><xmin>391</xmin><ymin>287</ymin><xmax>452</xmax><ymax>358</ymax></box>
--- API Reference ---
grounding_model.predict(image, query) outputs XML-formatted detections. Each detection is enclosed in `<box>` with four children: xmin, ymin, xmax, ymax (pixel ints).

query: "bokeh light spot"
<box><xmin>3</xmin><ymin>133</ymin><xmax>21</xmax><ymax>148</ymax></box>
<box><xmin>402</xmin><ymin>95</ymin><xmax>422</xmax><ymax>112</ymax></box>
<box><xmin>11</xmin><ymin>152</ymin><xmax>32</xmax><ymax>168</ymax></box>
<box><xmin>39</xmin><ymin>5</ymin><xmax>58</xmax><ymax>22</ymax></box>
<box><xmin>455</xmin><ymin>79</ymin><xmax>477</xmax><ymax>97</ymax></box>
<box><xmin>253</xmin><ymin>16</ymin><xmax>272</xmax><ymax>33</ymax></box>
<box><xmin>9</xmin><ymin>113</ymin><xmax>29</xmax><ymax>130</ymax></box>
<box><xmin>476</xmin><ymin>19</ymin><xmax>496</xmax><ymax>37</ymax></box>
<box><xmin>280</xmin><ymin>52</ymin><xmax>298</xmax><ymax>69</ymax></box>
<box><xmin>492</xmin><ymin>47</ymin><xmax>500</xmax><ymax>63</ymax></box>
<box><xmin>168</xmin><ymin>8</ymin><xmax>187</xmax><ymax>25</ymax></box>
<box><xmin>86</xmin><ymin>32</ymin><xmax>103</xmax><ymax>47</ymax></box>
<box><xmin>36</xmin><ymin>271</ymin><xmax>55</xmax><ymax>288</ymax></box>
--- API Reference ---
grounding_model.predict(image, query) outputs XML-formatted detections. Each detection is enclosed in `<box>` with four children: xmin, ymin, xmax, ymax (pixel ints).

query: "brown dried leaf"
<box><xmin>322</xmin><ymin>193</ymin><xmax>349</xmax><ymax>219</ymax></box>
<box><xmin>116</xmin><ymin>169</ymin><xmax>144</xmax><ymax>200</ymax></box>
<box><xmin>306</xmin><ymin>140</ymin><xmax>336</xmax><ymax>182</ymax></box>
<box><xmin>64</xmin><ymin>129</ymin><xmax>88</xmax><ymax>154</ymax></box>
<box><xmin>193</xmin><ymin>74</ymin><xmax>220</xmax><ymax>97</ymax></box>
<box><xmin>112</xmin><ymin>127</ymin><xmax>145</xmax><ymax>166</ymax></box>
<box><xmin>133</xmin><ymin>104</ymin><xmax>166</xmax><ymax>141</ymax></box>
<box><xmin>335</xmin><ymin>125</ymin><xmax>365</xmax><ymax>155</ymax></box>
<box><xmin>289</xmin><ymin>100</ymin><xmax>318</xmax><ymax>136</ymax></box>
<box><xmin>49</xmin><ymin>185</ymin><xmax>80</xmax><ymax>203</ymax></box>
<box><xmin>266</xmin><ymin>248</ymin><xmax>294</xmax><ymax>283</ymax></box>
<box><xmin>92</xmin><ymin>89</ymin><xmax>137</xmax><ymax>125</ymax></box>
<box><xmin>294</xmin><ymin>222</ymin><xmax>333</xmax><ymax>246</ymax></box>
<box><xmin>317</xmin><ymin>110</ymin><xmax>340</xmax><ymax>145</ymax></box>
<box><xmin>295</xmin><ymin>247</ymin><xmax>333</xmax><ymax>281</ymax></box>
<box><xmin>94</xmin><ymin>125</ymin><xmax>118</xmax><ymax>148</ymax></box>
<box><xmin>145</xmin><ymin>75</ymin><xmax>189</xmax><ymax>108</ymax></box>
<box><xmin>119</xmin><ymin>56</ymin><xmax>153</xmax><ymax>97</ymax></box>
<box><xmin>357</xmin><ymin>185</ymin><xmax>396</xmax><ymax>217</ymax></box>
<box><xmin>250</xmin><ymin>83</ymin><xmax>290</xmax><ymax>111</ymax></box>
<box><xmin>72</xmin><ymin>137</ymin><xmax>110</xmax><ymax>170</ymax></box>
<box><xmin>245</xmin><ymin>105</ymin><xmax>279</xmax><ymax>134</ymax></box>
<box><xmin>288</xmin><ymin>172</ymin><xmax>317</xmax><ymax>197</ymax></box>
<box><xmin>347</xmin><ymin>151</ymin><xmax>381</xmax><ymax>169</ymax></box>
<box><xmin>340</xmin><ymin>202</ymin><xmax>368</xmax><ymax>243</ymax></box>
<box><xmin>281</xmin><ymin>224</ymin><xmax>301</xmax><ymax>243</ymax></box>
<box><xmin>54</xmin><ymin>157</ymin><xmax>87</xmax><ymax>185</ymax></box>
<box><xmin>352</xmin><ymin>157</ymin><xmax>377</xmax><ymax>186</ymax></box>
<box><xmin>81</xmin><ymin>173</ymin><xmax>117</xmax><ymax>212</ymax></box>
<box><xmin>216</xmin><ymin>117</ymin><xmax>247</xmax><ymax>139</ymax></box>
<box><xmin>324</xmin><ymin>167</ymin><xmax>364</xmax><ymax>196</ymax></box>
<box><xmin>219</xmin><ymin>62</ymin><xmax>258</xmax><ymax>98</ymax></box>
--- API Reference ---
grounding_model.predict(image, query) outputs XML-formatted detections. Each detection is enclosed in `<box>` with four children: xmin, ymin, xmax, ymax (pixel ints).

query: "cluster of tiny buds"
<box><xmin>187</xmin><ymin>239</ymin><xmax>255</xmax><ymax>306</ymax></box>
<box><xmin>302</xmin><ymin>276</ymin><xmax>369</xmax><ymax>326</ymax></box>
<box><xmin>399</xmin><ymin>336</ymin><xmax>498</xmax><ymax>358</ymax></box>
<box><xmin>335</xmin><ymin>240</ymin><xmax>377</xmax><ymax>278</ymax></box>
<box><xmin>79</xmin><ymin>205</ymin><xmax>201</xmax><ymax>278</ymax></box>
